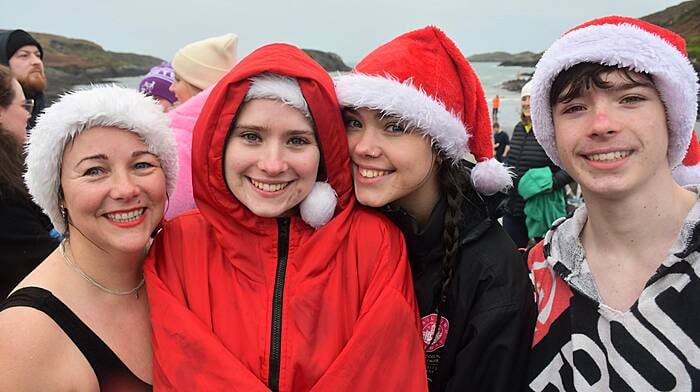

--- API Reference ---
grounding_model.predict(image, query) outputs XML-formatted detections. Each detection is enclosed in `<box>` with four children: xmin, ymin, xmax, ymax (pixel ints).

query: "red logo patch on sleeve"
<box><xmin>528</xmin><ymin>243</ymin><xmax>573</xmax><ymax>346</ymax></box>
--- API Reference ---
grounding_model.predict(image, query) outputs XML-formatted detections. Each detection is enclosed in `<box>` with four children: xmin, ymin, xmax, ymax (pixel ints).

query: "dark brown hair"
<box><xmin>0</xmin><ymin>65</ymin><xmax>14</xmax><ymax>108</ymax></box>
<box><xmin>0</xmin><ymin>65</ymin><xmax>30</xmax><ymax>199</ymax></box>
<box><xmin>549</xmin><ymin>62</ymin><xmax>654</xmax><ymax>106</ymax></box>
<box><xmin>425</xmin><ymin>157</ymin><xmax>470</xmax><ymax>347</ymax></box>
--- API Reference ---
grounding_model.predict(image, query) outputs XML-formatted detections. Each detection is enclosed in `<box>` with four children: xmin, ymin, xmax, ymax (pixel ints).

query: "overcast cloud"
<box><xmin>2</xmin><ymin>0</ymin><xmax>681</xmax><ymax>63</ymax></box>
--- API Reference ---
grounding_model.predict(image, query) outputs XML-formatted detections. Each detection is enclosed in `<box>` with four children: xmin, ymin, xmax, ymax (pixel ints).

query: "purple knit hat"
<box><xmin>139</xmin><ymin>62</ymin><xmax>177</xmax><ymax>104</ymax></box>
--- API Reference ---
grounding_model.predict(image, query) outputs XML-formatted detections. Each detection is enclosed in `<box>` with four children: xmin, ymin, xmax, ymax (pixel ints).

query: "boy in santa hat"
<box><xmin>527</xmin><ymin>16</ymin><xmax>700</xmax><ymax>390</ymax></box>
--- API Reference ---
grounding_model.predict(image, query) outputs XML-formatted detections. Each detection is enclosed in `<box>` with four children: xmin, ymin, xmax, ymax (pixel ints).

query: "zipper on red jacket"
<box><xmin>269</xmin><ymin>217</ymin><xmax>290</xmax><ymax>392</ymax></box>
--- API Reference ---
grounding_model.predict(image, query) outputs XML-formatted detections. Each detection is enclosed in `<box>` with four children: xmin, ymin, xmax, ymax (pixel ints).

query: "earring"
<box><xmin>60</xmin><ymin>205</ymin><xmax>68</xmax><ymax>225</ymax></box>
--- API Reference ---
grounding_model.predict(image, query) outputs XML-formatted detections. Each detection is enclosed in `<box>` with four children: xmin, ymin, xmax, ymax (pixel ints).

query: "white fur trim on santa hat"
<box><xmin>531</xmin><ymin>22</ymin><xmax>699</xmax><ymax>168</ymax></box>
<box><xmin>672</xmin><ymin>163</ymin><xmax>700</xmax><ymax>186</ymax></box>
<box><xmin>299</xmin><ymin>181</ymin><xmax>337</xmax><ymax>228</ymax></box>
<box><xmin>335</xmin><ymin>73</ymin><xmax>468</xmax><ymax>161</ymax></box>
<box><xmin>245</xmin><ymin>73</ymin><xmax>310</xmax><ymax>117</ymax></box>
<box><xmin>471</xmin><ymin>158</ymin><xmax>514</xmax><ymax>195</ymax></box>
<box><xmin>24</xmin><ymin>85</ymin><xmax>178</xmax><ymax>233</ymax></box>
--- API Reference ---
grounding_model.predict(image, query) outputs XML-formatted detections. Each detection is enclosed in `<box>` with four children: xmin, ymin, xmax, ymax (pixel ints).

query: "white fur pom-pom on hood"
<box><xmin>300</xmin><ymin>182</ymin><xmax>338</xmax><ymax>229</ymax></box>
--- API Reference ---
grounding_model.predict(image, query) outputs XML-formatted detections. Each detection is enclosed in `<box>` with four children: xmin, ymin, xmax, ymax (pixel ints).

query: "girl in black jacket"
<box><xmin>0</xmin><ymin>65</ymin><xmax>58</xmax><ymax>298</ymax></box>
<box><xmin>336</xmin><ymin>26</ymin><xmax>537</xmax><ymax>391</ymax></box>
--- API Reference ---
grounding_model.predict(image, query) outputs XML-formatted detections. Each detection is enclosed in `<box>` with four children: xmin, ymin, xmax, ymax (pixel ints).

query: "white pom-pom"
<box><xmin>471</xmin><ymin>158</ymin><xmax>514</xmax><ymax>195</ymax></box>
<box><xmin>300</xmin><ymin>182</ymin><xmax>338</xmax><ymax>229</ymax></box>
<box><xmin>672</xmin><ymin>164</ymin><xmax>700</xmax><ymax>186</ymax></box>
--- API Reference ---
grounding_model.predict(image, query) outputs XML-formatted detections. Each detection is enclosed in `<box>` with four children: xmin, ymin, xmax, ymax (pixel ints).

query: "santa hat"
<box><xmin>244</xmin><ymin>73</ymin><xmax>337</xmax><ymax>228</ymax></box>
<box><xmin>531</xmin><ymin>16</ymin><xmax>699</xmax><ymax>169</ymax></box>
<box><xmin>673</xmin><ymin>130</ymin><xmax>700</xmax><ymax>186</ymax></box>
<box><xmin>25</xmin><ymin>85</ymin><xmax>178</xmax><ymax>233</ymax></box>
<box><xmin>335</xmin><ymin>26</ymin><xmax>512</xmax><ymax>195</ymax></box>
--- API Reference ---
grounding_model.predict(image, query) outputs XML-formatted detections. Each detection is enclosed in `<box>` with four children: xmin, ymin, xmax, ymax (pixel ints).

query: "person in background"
<box><xmin>139</xmin><ymin>62</ymin><xmax>177</xmax><ymax>112</ymax></box>
<box><xmin>527</xmin><ymin>16</ymin><xmax>700</xmax><ymax>390</ymax></box>
<box><xmin>145</xmin><ymin>43</ymin><xmax>427</xmax><ymax>391</ymax></box>
<box><xmin>336</xmin><ymin>26</ymin><xmax>536</xmax><ymax>391</ymax></box>
<box><xmin>493</xmin><ymin>122</ymin><xmax>509</xmax><ymax>162</ymax></box>
<box><xmin>0</xmin><ymin>29</ymin><xmax>47</xmax><ymax>130</ymax></box>
<box><xmin>504</xmin><ymin>80</ymin><xmax>571</xmax><ymax>248</ymax></box>
<box><xmin>166</xmin><ymin>33</ymin><xmax>238</xmax><ymax>218</ymax></box>
<box><xmin>0</xmin><ymin>65</ymin><xmax>58</xmax><ymax>299</ymax></box>
<box><xmin>492</xmin><ymin>94</ymin><xmax>500</xmax><ymax>120</ymax></box>
<box><xmin>0</xmin><ymin>85</ymin><xmax>177</xmax><ymax>390</ymax></box>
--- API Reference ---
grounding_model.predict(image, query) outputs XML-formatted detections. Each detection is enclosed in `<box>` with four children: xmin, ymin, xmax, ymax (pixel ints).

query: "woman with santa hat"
<box><xmin>0</xmin><ymin>84</ymin><xmax>177</xmax><ymax>390</ymax></box>
<box><xmin>144</xmin><ymin>43</ymin><xmax>427</xmax><ymax>391</ymax></box>
<box><xmin>335</xmin><ymin>26</ymin><xmax>536</xmax><ymax>391</ymax></box>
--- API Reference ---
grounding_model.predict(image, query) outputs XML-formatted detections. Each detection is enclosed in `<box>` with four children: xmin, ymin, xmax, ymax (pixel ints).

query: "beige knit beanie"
<box><xmin>172</xmin><ymin>33</ymin><xmax>238</xmax><ymax>90</ymax></box>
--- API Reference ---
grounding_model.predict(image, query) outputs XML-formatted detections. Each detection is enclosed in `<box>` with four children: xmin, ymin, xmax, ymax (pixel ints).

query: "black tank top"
<box><xmin>1</xmin><ymin>287</ymin><xmax>152</xmax><ymax>391</ymax></box>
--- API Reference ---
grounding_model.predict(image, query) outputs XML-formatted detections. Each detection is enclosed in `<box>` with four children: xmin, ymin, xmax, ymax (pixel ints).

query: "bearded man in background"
<box><xmin>0</xmin><ymin>29</ymin><xmax>47</xmax><ymax>129</ymax></box>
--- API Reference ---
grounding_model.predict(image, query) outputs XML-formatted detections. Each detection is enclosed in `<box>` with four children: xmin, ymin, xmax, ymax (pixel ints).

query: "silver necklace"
<box><xmin>59</xmin><ymin>240</ymin><xmax>145</xmax><ymax>297</ymax></box>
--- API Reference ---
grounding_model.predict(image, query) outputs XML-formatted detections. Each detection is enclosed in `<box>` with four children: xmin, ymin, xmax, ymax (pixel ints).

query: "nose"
<box><xmin>590</xmin><ymin>105</ymin><xmax>618</xmax><ymax>137</ymax></box>
<box><xmin>169</xmin><ymin>82</ymin><xmax>176</xmax><ymax>93</ymax></box>
<box><xmin>256</xmin><ymin>144</ymin><xmax>289</xmax><ymax>176</ymax></box>
<box><xmin>110</xmin><ymin>171</ymin><xmax>141</xmax><ymax>200</ymax></box>
<box><xmin>349</xmin><ymin>128</ymin><xmax>382</xmax><ymax>159</ymax></box>
<box><xmin>30</xmin><ymin>53</ymin><xmax>42</xmax><ymax>66</ymax></box>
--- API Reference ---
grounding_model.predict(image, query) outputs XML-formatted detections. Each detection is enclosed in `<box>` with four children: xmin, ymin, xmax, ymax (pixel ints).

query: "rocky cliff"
<box><xmin>14</xmin><ymin>31</ymin><xmax>163</xmax><ymax>102</ymax></box>
<box><xmin>11</xmin><ymin>31</ymin><xmax>352</xmax><ymax>102</ymax></box>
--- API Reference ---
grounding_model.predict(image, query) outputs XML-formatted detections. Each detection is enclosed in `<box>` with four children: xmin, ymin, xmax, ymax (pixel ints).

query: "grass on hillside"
<box><xmin>687</xmin><ymin>36</ymin><xmax>700</xmax><ymax>63</ymax></box>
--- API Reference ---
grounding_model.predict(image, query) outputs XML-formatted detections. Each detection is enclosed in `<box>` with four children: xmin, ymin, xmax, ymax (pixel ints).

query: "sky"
<box><xmin>2</xmin><ymin>0</ymin><xmax>683</xmax><ymax>64</ymax></box>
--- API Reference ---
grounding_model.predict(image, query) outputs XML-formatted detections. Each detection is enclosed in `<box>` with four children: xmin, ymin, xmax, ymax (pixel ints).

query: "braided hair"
<box><xmin>426</xmin><ymin>158</ymin><xmax>472</xmax><ymax>348</ymax></box>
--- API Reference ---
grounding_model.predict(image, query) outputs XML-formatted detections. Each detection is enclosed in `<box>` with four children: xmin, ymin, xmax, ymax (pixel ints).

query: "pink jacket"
<box><xmin>165</xmin><ymin>87</ymin><xmax>213</xmax><ymax>219</ymax></box>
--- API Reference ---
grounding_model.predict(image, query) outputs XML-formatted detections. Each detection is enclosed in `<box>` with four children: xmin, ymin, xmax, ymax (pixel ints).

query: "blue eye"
<box><xmin>83</xmin><ymin>167</ymin><xmax>105</xmax><ymax>177</ymax></box>
<box><xmin>288</xmin><ymin>136</ymin><xmax>310</xmax><ymax>146</ymax></box>
<box><xmin>240</xmin><ymin>132</ymin><xmax>261</xmax><ymax>143</ymax></box>
<box><xmin>135</xmin><ymin>162</ymin><xmax>156</xmax><ymax>170</ymax></box>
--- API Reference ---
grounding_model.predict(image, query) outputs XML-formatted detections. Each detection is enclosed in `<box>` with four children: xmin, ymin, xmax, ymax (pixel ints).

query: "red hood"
<box><xmin>191</xmin><ymin>43</ymin><xmax>353</xmax><ymax>237</ymax></box>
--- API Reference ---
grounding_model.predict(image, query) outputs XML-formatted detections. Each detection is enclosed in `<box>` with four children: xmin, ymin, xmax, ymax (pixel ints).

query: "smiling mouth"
<box><xmin>250</xmin><ymin>178</ymin><xmax>290</xmax><ymax>192</ymax></box>
<box><xmin>106</xmin><ymin>208</ymin><xmax>145</xmax><ymax>223</ymax></box>
<box><xmin>584</xmin><ymin>151</ymin><xmax>631</xmax><ymax>162</ymax></box>
<box><xmin>358</xmin><ymin>168</ymin><xmax>392</xmax><ymax>178</ymax></box>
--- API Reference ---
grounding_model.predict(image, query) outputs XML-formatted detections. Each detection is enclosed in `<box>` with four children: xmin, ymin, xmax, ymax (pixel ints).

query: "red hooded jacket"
<box><xmin>144</xmin><ymin>44</ymin><xmax>427</xmax><ymax>391</ymax></box>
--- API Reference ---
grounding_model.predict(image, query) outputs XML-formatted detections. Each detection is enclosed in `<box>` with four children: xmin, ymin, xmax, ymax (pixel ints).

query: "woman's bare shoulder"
<box><xmin>0</xmin><ymin>306</ymin><xmax>98</xmax><ymax>391</ymax></box>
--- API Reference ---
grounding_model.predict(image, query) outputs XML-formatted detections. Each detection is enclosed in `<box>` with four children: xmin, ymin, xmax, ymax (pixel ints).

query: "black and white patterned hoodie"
<box><xmin>527</xmin><ymin>187</ymin><xmax>700</xmax><ymax>391</ymax></box>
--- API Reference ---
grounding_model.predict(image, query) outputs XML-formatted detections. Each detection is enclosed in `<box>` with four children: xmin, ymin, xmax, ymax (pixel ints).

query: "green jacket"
<box><xmin>517</xmin><ymin>167</ymin><xmax>566</xmax><ymax>238</ymax></box>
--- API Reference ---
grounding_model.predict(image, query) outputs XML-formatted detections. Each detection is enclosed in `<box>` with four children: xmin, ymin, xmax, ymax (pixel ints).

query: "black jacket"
<box><xmin>0</xmin><ymin>189</ymin><xmax>59</xmax><ymax>299</ymax></box>
<box><xmin>385</xmin><ymin>178</ymin><xmax>537</xmax><ymax>392</ymax></box>
<box><xmin>505</xmin><ymin>122</ymin><xmax>571</xmax><ymax>216</ymax></box>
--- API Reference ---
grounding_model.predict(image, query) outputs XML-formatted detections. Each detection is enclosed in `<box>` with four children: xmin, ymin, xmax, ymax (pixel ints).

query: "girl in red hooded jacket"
<box><xmin>144</xmin><ymin>43</ymin><xmax>428</xmax><ymax>391</ymax></box>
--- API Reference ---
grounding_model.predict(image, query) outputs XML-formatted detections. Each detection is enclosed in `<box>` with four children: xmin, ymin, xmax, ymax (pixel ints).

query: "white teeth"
<box><xmin>250</xmin><ymin>179</ymin><xmax>289</xmax><ymax>192</ymax></box>
<box><xmin>106</xmin><ymin>208</ymin><xmax>145</xmax><ymax>222</ymax></box>
<box><xmin>587</xmin><ymin>151</ymin><xmax>630</xmax><ymax>162</ymax></box>
<box><xmin>359</xmin><ymin>168</ymin><xmax>390</xmax><ymax>178</ymax></box>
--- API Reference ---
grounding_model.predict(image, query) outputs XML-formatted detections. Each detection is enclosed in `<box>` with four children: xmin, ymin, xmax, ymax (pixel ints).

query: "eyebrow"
<box><xmin>16</xmin><ymin>49</ymin><xmax>41</xmax><ymax>55</ymax></box>
<box><xmin>557</xmin><ymin>81</ymin><xmax>653</xmax><ymax>103</ymax></box>
<box><xmin>607</xmin><ymin>81</ymin><xmax>654</xmax><ymax>92</ymax></box>
<box><xmin>75</xmin><ymin>154</ymin><xmax>108</xmax><ymax>167</ymax></box>
<box><xmin>74</xmin><ymin>151</ymin><xmax>156</xmax><ymax>167</ymax></box>
<box><xmin>235</xmin><ymin>124</ymin><xmax>314</xmax><ymax>134</ymax></box>
<box><xmin>133</xmin><ymin>150</ymin><xmax>158</xmax><ymax>158</ymax></box>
